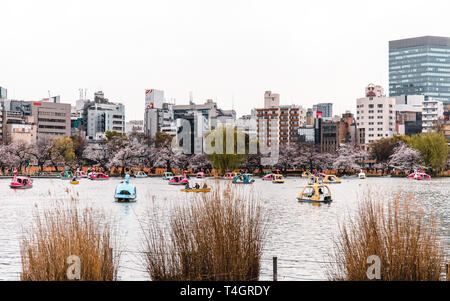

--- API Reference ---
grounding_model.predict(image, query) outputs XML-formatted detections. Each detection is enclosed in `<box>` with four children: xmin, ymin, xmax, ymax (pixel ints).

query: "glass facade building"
<box><xmin>312</xmin><ymin>103</ymin><xmax>333</xmax><ymax>118</ymax></box>
<box><xmin>389</xmin><ymin>36</ymin><xmax>450</xmax><ymax>104</ymax></box>
<box><xmin>0</xmin><ymin>87</ymin><xmax>7</xmax><ymax>99</ymax></box>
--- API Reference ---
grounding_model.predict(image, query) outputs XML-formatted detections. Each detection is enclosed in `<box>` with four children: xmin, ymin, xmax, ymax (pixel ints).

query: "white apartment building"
<box><xmin>86</xmin><ymin>102</ymin><xmax>125</xmax><ymax>140</ymax></box>
<box><xmin>356</xmin><ymin>84</ymin><xmax>396</xmax><ymax>147</ymax></box>
<box><xmin>422</xmin><ymin>97</ymin><xmax>444</xmax><ymax>132</ymax></box>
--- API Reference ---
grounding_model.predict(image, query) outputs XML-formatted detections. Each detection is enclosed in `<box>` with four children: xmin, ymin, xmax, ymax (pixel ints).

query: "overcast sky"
<box><xmin>2</xmin><ymin>0</ymin><xmax>450</xmax><ymax>120</ymax></box>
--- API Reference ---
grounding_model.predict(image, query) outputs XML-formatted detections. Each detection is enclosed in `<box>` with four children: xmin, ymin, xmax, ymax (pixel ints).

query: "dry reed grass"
<box><xmin>328</xmin><ymin>191</ymin><xmax>446</xmax><ymax>280</ymax></box>
<box><xmin>20</xmin><ymin>199</ymin><xmax>120</xmax><ymax>281</ymax></box>
<box><xmin>142</xmin><ymin>181</ymin><xmax>267</xmax><ymax>281</ymax></box>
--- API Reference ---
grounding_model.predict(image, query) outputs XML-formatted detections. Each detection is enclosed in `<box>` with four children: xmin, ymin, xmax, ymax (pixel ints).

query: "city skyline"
<box><xmin>2</xmin><ymin>0</ymin><xmax>450</xmax><ymax>121</ymax></box>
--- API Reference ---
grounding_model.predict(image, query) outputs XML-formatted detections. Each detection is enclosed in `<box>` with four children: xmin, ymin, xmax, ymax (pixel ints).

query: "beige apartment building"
<box><xmin>256</xmin><ymin>91</ymin><xmax>306</xmax><ymax>147</ymax></box>
<box><xmin>28</xmin><ymin>101</ymin><xmax>71</xmax><ymax>142</ymax></box>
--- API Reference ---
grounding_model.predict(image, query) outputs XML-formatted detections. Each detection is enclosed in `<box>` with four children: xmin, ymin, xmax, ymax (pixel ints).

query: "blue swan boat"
<box><xmin>232</xmin><ymin>173</ymin><xmax>255</xmax><ymax>184</ymax></box>
<box><xmin>114</xmin><ymin>174</ymin><xmax>136</xmax><ymax>202</ymax></box>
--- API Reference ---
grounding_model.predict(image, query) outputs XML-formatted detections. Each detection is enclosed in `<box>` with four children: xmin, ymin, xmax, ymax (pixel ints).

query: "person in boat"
<box><xmin>184</xmin><ymin>182</ymin><xmax>190</xmax><ymax>189</ymax></box>
<box><xmin>202</xmin><ymin>183</ymin><xmax>207</xmax><ymax>189</ymax></box>
<box><xmin>194</xmin><ymin>183</ymin><xmax>200</xmax><ymax>189</ymax></box>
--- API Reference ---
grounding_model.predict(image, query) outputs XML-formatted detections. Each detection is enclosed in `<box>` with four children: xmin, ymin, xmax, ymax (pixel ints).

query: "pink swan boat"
<box><xmin>75</xmin><ymin>170</ymin><xmax>88</xmax><ymax>178</ymax></box>
<box><xmin>262</xmin><ymin>173</ymin><xmax>275</xmax><ymax>180</ymax></box>
<box><xmin>10</xmin><ymin>171</ymin><xmax>33</xmax><ymax>189</ymax></box>
<box><xmin>88</xmin><ymin>172</ymin><xmax>109</xmax><ymax>180</ymax></box>
<box><xmin>407</xmin><ymin>170</ymin><xmax>431</xmax><ymax>180</ymax></box>
<box><xmin>169</xmin><ymin>175</ymin><xmax>189</xmax><ymax>185</ymax></box>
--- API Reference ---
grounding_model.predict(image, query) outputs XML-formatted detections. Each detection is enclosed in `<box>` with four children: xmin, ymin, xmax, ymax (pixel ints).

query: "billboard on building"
<box><xmin>145</xmin><ymin>89</ymin><xmax>164</xmax><ymax>110</ymax></box>
<box><xmin>12</xmin><ymin>124</ymin><xmax>32</xmax><ymax>133</ymax></box>
<box><xmin>316</xmin><ymin>111</ymin><xmax>323</xmax><ymax>118</ymax></box>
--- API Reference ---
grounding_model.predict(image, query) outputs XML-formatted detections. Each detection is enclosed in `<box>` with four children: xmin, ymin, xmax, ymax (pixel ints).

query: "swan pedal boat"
<box><xmin>180</xmin><ymin>188</ymin><xmax>211</xmax><ymax>192</ymax></box>
<box><xmin>75</xmin><ymin>171</ymin><xmax>88</xmax><ymax>178</ymax></box>
<box><xmin>307</xmin><ymin>176</ymin><xmax>324</xmax><ymax>185</ymax></box>
<box><xmin>60</xmin><ymin>171</ymin><xmax>74</xmax><ymax>180</ymax></box>
<box><xmin>88</xmin><ymin>172</ymin><xmax>109</xmax><ymax>180</ymax></box>
<box><xmin>323</xmin><ymin>175</ymin><xmax>341</xmax><ymax>184</ymax></box>
<box><xmin>272</xmin><ymin>174</ymin><xmax>285</xmax><ymax>183</ymax></box>
<box><xmin>169</xmin><ymin>175</ymin><xmax>189</xmax><ymax>185</ymax></box>
<box><xmin>223</xmin><ymin>172</ymin><xmax>238</xmax><ymax>180</ymax></box>
<box><xmin>407</xmin><ymin>171</ymin><xmax>431</xmax><ymax>180</ymax></box>
<box><xmin>10</xmin><ymin>171</ymin><xmax>33</xmax><ymax>189</ymax></box>
<box><xmin>297</xmin><ymin>184</ymin><xmax>332</xmax><ymax>203</ymax></box>
<box><xmin>134</xmin><ymin>171</ymin><xmax>148</xmax><ymax>178</ymax></box>
<box><xmin>162</xmin><ymin>172</ymin><xmax>174</xmax><ymax>180</ymax></box>
<box><xmin>114</xmin><ymin>174</ymin><xmax>136</xmax><ymax>202</ymax></box>
<box><xmin>232</xmin><ymin>174</ymin><xmax>255</xmax><ymax>184</ymax></box>
<box><xmin>262</xmin><ymin>173</ymin><xmax>276</xmax><ymax>181</ymax></box>
<box><xmin>302</xmin><ymin>171</ymin><xmax>313</xmax><ymax>178</ymax></box>
<box><xmin>358</xmin><ymin>170</ymin><xmax>366</xmax><ymax>179</ymax></box>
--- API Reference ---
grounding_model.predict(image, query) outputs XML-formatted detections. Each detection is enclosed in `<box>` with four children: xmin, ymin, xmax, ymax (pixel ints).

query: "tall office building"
<box><xmin>0</xmin><ymin>87</ymin><xmax>7</xmax><ymax>99</ymax></box>
<box><xmin>144</xmin><ymin>89</ymin><xmax>177</xmax><ymax>139</ymax></box>
<box><xmin>312</xmin><ymin>103</ymin><xmax>333</xmax><ymax>118</ymax></box>
<box><xmin>389</xmin><ymin>36</ymin><xmax>450</xmax><ymax>104</ymax></box>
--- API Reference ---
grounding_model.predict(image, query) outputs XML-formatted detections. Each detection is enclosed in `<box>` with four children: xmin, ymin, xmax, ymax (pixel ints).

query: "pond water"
<box><xmin>0</xmin><ymin>176</ymin><xmax>449</xmax><ymax>281</ymax></box>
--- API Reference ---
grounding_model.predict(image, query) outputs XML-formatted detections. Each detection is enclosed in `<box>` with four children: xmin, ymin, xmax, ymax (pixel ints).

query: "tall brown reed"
<box><xmin>20</xmin><ymin>200</ymin><xmax>120</xmax><ymax>281</ymax></box>
<box><xmin>142</xmin><ymin>181</ymin><xmax>267</xmax><ymax>281</ymax></box>
<box><xmin>328</xmin><ymin>191</ymin><xmax>446</xmax><ymax>280</ymax></box>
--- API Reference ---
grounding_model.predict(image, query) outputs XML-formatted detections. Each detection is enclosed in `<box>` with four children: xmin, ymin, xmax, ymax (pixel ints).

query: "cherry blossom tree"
<box><xmin>296</xmin><ymin>143</ymin><xmax>323</xmax><ymax>171</ymax></box>
<box><xmin>274</xmin><ymin>143</ymin><xmax>300</xmax><ymax>173</ymax></box>
<box><xmin>173</xmin><ymin>153</ymin><xmax>191</xmax><ymax>171</ymax></box>
<box><xmin>153</xmin><ymin>143</ymin><xmax>175</xmax><ymax>172</ymax></box>
<box><xmin>332</xmin><ymin>144</ymin><xmax>364</xmax><ymax>171</ymax></box>
<box><xmin>83</xmin><ymin>142</ymin><xmax>111</xmax><ymax>171</ymax></box>
<box><xmin>0</xmin><ymin>144</ymin><xmax>17</xmax><ymax>174</ymax></box>
<box><xmin>108</xmin><ymin>140</ymin><xmax>145</xmax><ymax>176</ymax></box>
<box><xmin>189</xmin><ymin>154</ymin><xmax>211</xmax><ymax>171</ymax></box>
<box><xmin>8</xmin><ymin>141</ymin><xmax>34</xmax><ymax>171</ymax></box>
<box><xmin>388</xmin><ymin>142</ymin><xmax>424</xmax><ymax>172</ymax></box>
<box><xmin>30</xmin><ymin>137</ymin><xmax>53</xmax><ymax>172</ymax></box>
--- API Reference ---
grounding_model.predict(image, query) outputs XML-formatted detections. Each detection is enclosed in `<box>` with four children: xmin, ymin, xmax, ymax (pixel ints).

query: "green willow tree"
<box><xmin>407</xmin><ymin>132</ymin><xmax>449</xmax><ymax>174</ymax></box>
<box><xmin>50</xmin><ymin>137</ymin><xmax>76</xmax><ymax>170</ymax></box>
<box><xmin>205</xmin><ymin>126</ymin><xmax>251</xmax><ymax>174</ymax></box>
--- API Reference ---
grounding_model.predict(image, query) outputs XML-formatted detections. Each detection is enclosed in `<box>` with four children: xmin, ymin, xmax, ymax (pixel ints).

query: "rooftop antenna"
<box><xmin>189</xmin><ymin>91</ymin><xmax>193</xmax><ymax>105</ymax></box>
<box><xmin>232</xmin><ymin>93</ymin><xmax>234</xmax><ymax>111</ymax></box>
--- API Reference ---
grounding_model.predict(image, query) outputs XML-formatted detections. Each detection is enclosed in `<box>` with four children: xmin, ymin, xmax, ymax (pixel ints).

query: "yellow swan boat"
<box><xmin>180</xmin><ymin>188</ymin><xmax>211</xmax><ymax>192</ymax></box>
<box><xmin>297</xmin><ymin>184</ymin><xmax>332</xmax><ymax>203</ymax></box>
